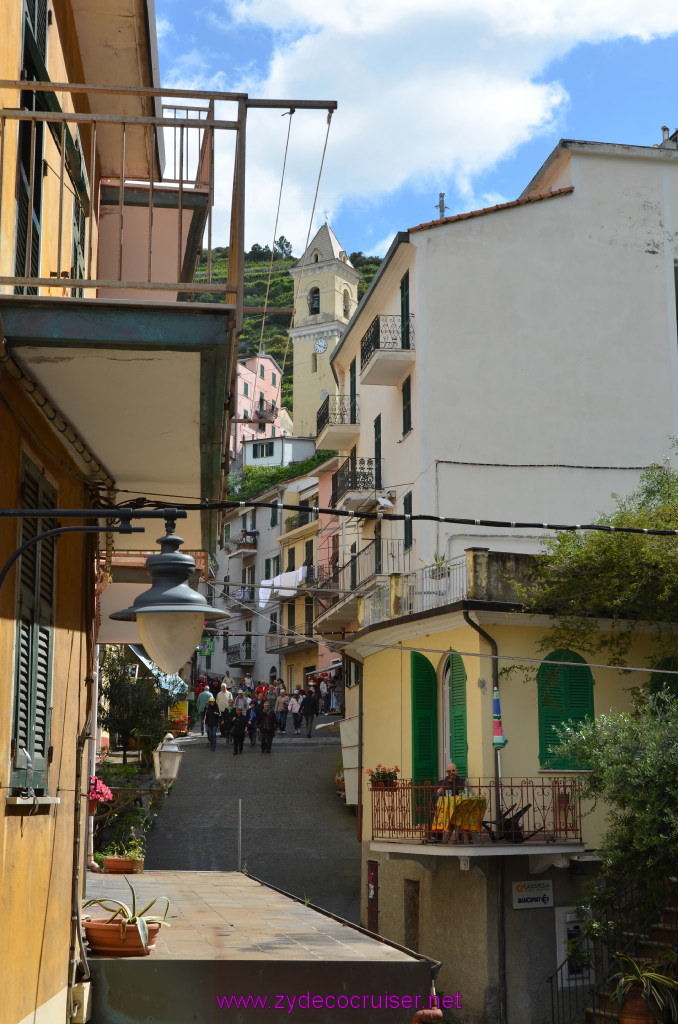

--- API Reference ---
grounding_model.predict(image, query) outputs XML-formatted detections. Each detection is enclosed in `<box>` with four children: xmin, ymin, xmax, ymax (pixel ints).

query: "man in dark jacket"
<box><xmin>299</xmin><ymin>690</ymin><xmax>316</xmax><ymax>738</ymax></box>
<box><xmin>231</xmin><ymin>706</ymin><xmax>247</xmax><ymax>755</ymax></box>
<box><xmin>204</xmin><ymin>697</ymin><xmax>221</xmax><ymax>751</ymax></box>
<box><xmin>257</xmin><ymin>700</ymin><xmax>278</xmax><ymax>753</ymax></box>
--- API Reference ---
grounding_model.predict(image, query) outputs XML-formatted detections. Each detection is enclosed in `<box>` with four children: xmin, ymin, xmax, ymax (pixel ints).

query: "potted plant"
<box><xmin>102</xmin><ymin>828</ymin><xmax>146</xmax><ymax>874</ymax></box>
<box><xmin>366</xmin><ymin>764</ymin><xmax>399</xmax><ymax>789</ymax></box>
<box><xmin>88</xmin><ymin>776</ymin><xmax>113</xmax><ymax>816</ymax></box>
<box><xmin>82</xmin><ymin>876</ymin><xmax>172</xmax><ymax>956</ymax></box>
<box><xmin>611</xmin><ymin>953</ymin><xmax>678</xmax><ymax>1024</ymax></box>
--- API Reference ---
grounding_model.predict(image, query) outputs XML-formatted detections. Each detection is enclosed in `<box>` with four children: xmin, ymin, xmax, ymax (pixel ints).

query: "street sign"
<box><xmin>512</xmin><ymin>879</ymin><xmax>553</xmax><ymax>909</ymax></box>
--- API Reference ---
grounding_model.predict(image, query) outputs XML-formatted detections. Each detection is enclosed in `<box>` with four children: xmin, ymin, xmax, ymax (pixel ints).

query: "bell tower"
<box><xmin>288</xmin><ymin>224</ymin><xmax>360</xmax><ymax>438</ymax></box>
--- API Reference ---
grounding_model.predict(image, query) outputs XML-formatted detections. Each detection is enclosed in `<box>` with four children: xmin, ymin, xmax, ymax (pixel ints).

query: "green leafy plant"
<box><xmin>82</xmin><ymin>876</ymin><xmax>172</xmax><ymax>951</ymax></box>
<box><xmin>365</xmin><ymin>763</ymin><xmax>399</xmax><ymax>785</ymax></box>
<box><xmin>102</xmin><ymin>826</ymin><xmax>146</xmax><ymax>861</ymax></box>
<box><xmin>611</xmin><ymin>953</ymin><xmax>678</xmax><ymax>1019</ymax></box>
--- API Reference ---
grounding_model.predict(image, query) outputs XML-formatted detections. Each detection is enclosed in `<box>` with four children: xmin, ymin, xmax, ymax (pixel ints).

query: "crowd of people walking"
<box><xmin>194</xmin><ymin>674</ymin><xmax>327</xmax><ymax>754</ymax></box>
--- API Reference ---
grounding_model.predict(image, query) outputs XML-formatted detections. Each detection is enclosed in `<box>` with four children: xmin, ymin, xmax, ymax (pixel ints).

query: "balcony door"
<box><xmin>374</xmin><ymin>414</ymin><xmax>382</xmax><ymax>489</ymax></box>
<box><xmin>349</xmin><ymin>358</ymin><xmax>357</xmax><ymax>422</ymax></box>
<box><xmin>442</xmin><ymin>652</ymin><xmax>468</xmax><ymax>777</ymax></box>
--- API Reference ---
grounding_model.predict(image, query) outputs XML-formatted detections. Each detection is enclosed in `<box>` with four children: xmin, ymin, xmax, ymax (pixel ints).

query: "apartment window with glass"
<box><xmin>264</xmin><ymin>558</ymin><xmax>272</xmax><ymax>579</ymax></box>
<box><xmin>287</xmin><ymin>546</ymin><xmax>296</xmax><ymax>571</ymax></box>
<box><xmin>402</xmin><ymin>376</ymin><xmax>412</xmax><ymax>436</ymax></box>
<box><xmin>260</xmin><ymin>365</ymin><xmax>265</xmax><ymax>379</ymax></box>
<box><xmin>273</xmin><ymin>555</ymin><xmax>281</xmax><ymax>576</ymax></box>
<box><xmin>12</xmin><ymin>456</ymin><xmax>56</xmax><ymax>790</ymax></box>
<box><xmin>272</xmin><ymin>373</ymin><xmax>277</xmax><ymax>387</ymax></box>
<box><xmin>305</xmin><ymin>596</ymin><xmax>314</xmax><ymax>635</ymax></box>
<box><xmin>270</xmin><ymin>504</ymin><xmax>279</xmax><ymax>528</ymax></box>
<box><xmin>243</xmin><ymin>381</ymin><xmax>249</xmax><ymax>397</ymax></box>
<box><xmin>269</xmin><ymin>611</ymin><xmax>278</xmax><ymax>633</ymax></box>
<box><xmin>403</xmin><ymin>491</ymin><xmax>413</xmax><ymax>551</ymax></box>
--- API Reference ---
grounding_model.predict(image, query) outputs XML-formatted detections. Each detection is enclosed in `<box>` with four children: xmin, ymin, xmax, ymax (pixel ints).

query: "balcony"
<box><xmin>314</xmin><ymin>539</ymin><xmax>411</xmax><ymax>629</ymax></box>
<box><xmin>330</xmin><ymin>456</ymin><xmax>382</xmax><ymax>510</ymax></box>
<box><xmin>360</xmin><ymin>315</ymin><xmax>416</xmax><ymax>385</ymax></box>
<box><xmin>316</xmin><ymin>394</ymin><xmax>360</xmax><ymax>450</ymax></box>
<box><xmin>227</xmin><ymin>640</ymin><xmax>254</xmax><ymax>666</ymax></box>
<box><xmin>284</xmin><ymin>509</ymin><xmax>318</xmax><ymax>533</ymax></box>
<box><xmin>370</xmin><ymin>777</ymin><xmax>583</xmax><ymax>855</ymax></box>
<box><xmin>228</xmin><ymin>586</ymin><xmax>255</xmax><ymax>606</ymax></box>
<box><xmin>363</xmin><ymin>557</ymin><xmax>468</xmax><ymax>626</ymax></box>
<box><xmin>226</xmin><ymin>530</ymin><xmax>258</xmax><ymax>555</ymax></box>
<box><xmin>265</xmin><ymin>629</ymin><xmax>315</xmax><ymax>653</ymax></box>
<box><xmin>252</xmin><ymin>397</ymin><xmax>277</xmax><ymax>423</ymax></box>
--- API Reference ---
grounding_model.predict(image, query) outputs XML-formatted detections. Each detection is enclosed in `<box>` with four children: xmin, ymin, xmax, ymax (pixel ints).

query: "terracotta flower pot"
<box><xmin>620</xmin><ymin>987</ymin><xmax>661</xmax><ymax>1024</ymax></box>
<box><xmin>103</xmin><ymin>855</ymin><xmax>144</xmax><ymax>874</ymax></box>
<box><xmin>88</xmin><ymin>798</ymin><xmax>98</xmax><ymax>816</ymax></box>
<box><xmin>83</xmin><ymin>919</ymin><xmax>161</xmax><ymax>956</ymax></box>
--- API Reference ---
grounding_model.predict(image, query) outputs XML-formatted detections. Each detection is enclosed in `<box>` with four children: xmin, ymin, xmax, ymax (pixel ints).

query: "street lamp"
<box><xmin>153</xmin><ymin>733</ymin><xmax>184</xmax><ymax>788</ymax></box>
<box><xmin>0</xmin><ymin>507</ymin><xmax>227</xmax><ymax>674</ymax></box>
<box><xmin>109</xmin><ymin>518</ymin><xmax>227</xmax><ymax>674</ymax></box>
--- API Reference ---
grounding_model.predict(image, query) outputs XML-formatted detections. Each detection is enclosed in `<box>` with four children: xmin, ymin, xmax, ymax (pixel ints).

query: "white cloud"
<box><xmin>163</xmin><ymin>0</ymin><xmax>678</xmax><ymax>250</ymax></box>
<box><xmin>156</xmin><ymin>15</ymin><xmax>174</xmax><ymax>40</ymax></box>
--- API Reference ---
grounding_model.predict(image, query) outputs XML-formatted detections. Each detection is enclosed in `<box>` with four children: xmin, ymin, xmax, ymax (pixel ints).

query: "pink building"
<box><xmin>230</xmin><ymin>354</ymin><xmax>284</xmax><ymax>460</ymax></box>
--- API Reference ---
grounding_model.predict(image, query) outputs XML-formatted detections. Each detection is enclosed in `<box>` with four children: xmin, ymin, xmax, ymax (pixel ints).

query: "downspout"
<box><xmin>356</xmin><ymin>657</ymin><xmax>363</xmax><ymax>843</ymax></box>
<box><xmin>462</xmin><ymin>610</ymin><xmax>506</xmax><ymax>1024</ymax></box>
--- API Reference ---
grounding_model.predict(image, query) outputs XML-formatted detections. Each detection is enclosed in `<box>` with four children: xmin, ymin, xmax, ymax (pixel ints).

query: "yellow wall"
<box><xmin>360</xmin><ymin>612</ymin><xmax>647</xmax><ymax>848</ymax></box>
<box><xmin>0</xmin><ymin>372</ymin><xmax>91</xmax><ymax>1024</ymax></box>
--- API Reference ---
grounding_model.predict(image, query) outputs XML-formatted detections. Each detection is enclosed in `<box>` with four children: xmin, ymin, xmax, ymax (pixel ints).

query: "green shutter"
<box><xmin>265</xmin><ymin>558</ymin><xmax>271</xmax><ymax>579</ymax></box>
<box><xmin>538</xmin><ymin>650</ymin><xmax>594</xmax><ymax>769</ymax></box>
<box><xmin>12</xmin><ymin>458</ymin><xmax>56</xmax><ymax>789</ymax></box>
<box><xmin>449</xmin><ymin>652</ymin><xmax>468</xmax><ymax>777</ymax></box>
<box><xmin>403</xmin><ymin>492</ymin><xmax>413</xmax><ymax>550</ymax></box>
<box><xmin>411</xmin><ymin>652</ymin><xmax>438</xmax><ymax>782</ymax></box>
<box><xmin>400</xmin><ymin>271</ymin><xmax>410</xmax><ymax>349</ymax></box>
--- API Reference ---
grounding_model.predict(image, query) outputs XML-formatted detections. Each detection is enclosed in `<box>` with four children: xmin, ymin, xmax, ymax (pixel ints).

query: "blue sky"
<box><xmin>154</xmin><ymin>0</ymin><xmax>678</xmax><ymax>257</ymax></box>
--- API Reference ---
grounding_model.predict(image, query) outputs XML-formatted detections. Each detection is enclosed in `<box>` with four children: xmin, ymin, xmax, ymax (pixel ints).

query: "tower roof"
<box><xmin>295</xmin><ymin>224</ymin><xmax>354</xmax><ymax>268</ymax></box>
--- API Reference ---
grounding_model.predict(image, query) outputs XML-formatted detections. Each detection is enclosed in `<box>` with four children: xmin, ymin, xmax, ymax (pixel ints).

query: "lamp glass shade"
<box><xmin>136</xmin><ymin>611</ymin><xmax>205</xmax><ymax>674</ymax></box>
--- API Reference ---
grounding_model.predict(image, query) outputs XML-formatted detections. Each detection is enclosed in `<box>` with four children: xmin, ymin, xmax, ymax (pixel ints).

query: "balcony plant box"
<box><xmin>366</xmin><ymin>764</ymin><xmax>399</xmax><ymax>789</ymax></box>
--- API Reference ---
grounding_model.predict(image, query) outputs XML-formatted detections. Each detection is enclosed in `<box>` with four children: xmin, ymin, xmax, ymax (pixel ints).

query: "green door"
<box><xmin>411</xmin><ymin>652</ymin><xmax>438</xmax><ymax>781</ymax></box>
<box><xmin>449</xmin><ymin>652</ymin><xmax>468</xmax><ymax>777</ymax></box>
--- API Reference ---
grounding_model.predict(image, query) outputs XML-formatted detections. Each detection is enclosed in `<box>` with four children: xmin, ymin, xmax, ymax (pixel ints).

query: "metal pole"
<box><xmin>238</xmin><ymin>798</ymin><xmax>242</xmax><ymax>871</ymax></box>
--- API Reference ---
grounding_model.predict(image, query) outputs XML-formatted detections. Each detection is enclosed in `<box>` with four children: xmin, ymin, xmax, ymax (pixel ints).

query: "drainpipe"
<box><xmin>356</xmin><ymin>658</ymin><xmax>363</xmax><ymax>843</ymax></box>
<box><xmin>462</xmin><ymin>610</ymin><xmax>507</xmax><ymax>1024</ymax></box>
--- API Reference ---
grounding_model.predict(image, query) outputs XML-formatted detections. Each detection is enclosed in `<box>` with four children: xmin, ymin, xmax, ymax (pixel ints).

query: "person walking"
<box><xmin>288</xmin><ymin>689</ymin><xmax>302</xmax><ymax>734</ymax></box>
<box><xmin>299</xmin><ymin>689</ymin><xmax>316</xmax><ymax>738</ymax></box>
<box><xmin>246</xmin><ymin>703</ymin><xmax>258</xmax><ymax>749</ymax></box>
<box><xmin>196</xmin><ymin>684</ymin><xmax>212</xmax><ymax>736</ymax></box>
<box><xmin>234</xmin><ymin>689</ymin><xmax>248</xmax><ymax>713</ymax></box>
<box><xmin>204</xmin><ymin>696</ymin><xmax>221</xmax><ymax>751</ymax></box>
<box><xmin>217</xmin><ymin>686</ymin><xmax>234</xmax><ymax>743</ymax></box>
<box><xmin>257</xmin><ymin>700</ymin><xmax>277</xmax><ymax>754</ymax></box>
<box><xmin>275</xmin><ymin>689</ymin><xmax>288</xmax><ymax>733</ymax></box>
<box><xmin>231</xmin><ymin>706</ymin><xmax>247</xmax><ymax>755</ymax></box>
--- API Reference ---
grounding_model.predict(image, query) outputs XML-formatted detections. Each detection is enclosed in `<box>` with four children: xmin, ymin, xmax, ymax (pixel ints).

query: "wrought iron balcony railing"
<box><xmin>284</xmin><ymin>509</ymin><xmax>318</xmax><ymax>533</ymax></box>
<box><xmin>316</xmin><ymin>394</ymin><xmax>359</xmax><ymax>435</ymax></box>
<box><xmin>314</xmin><ymin>538</ymin><xmax>411</xmax><ymax>618</ymax></box>
<box><xmin>330</xmin><ymin>456</ymin><xmax>382</xmax><ymax>507</ymax></box>
<box><xmin>370</xmin><ymin>777</ymin><xmax>582</xmax><ymax>845</ymax></box>
<box><xmin>227</xmin><ymin>640</ymin><xmax>253</xmax><ymax>663</ymax></box>
<box><xmin>360</xmin><ymin>315</ymin><xmax>415</xmax><ymax>371</ymax></box>
<box><xmin>253</xmin><ymin>397</ymin><xmax>277</xmax><ymax>422</ymax></box>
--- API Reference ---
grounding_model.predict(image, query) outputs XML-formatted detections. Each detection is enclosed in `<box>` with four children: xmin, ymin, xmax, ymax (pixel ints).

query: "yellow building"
<box><xmin>337</xmin><ymin>547</ymin><xmax>655</xmax><ymax>1024</ymax></box>
<box><xmin>289</xmin><ymin>224</ymin><xmax>359</xmax><ymax>437</ymax></box>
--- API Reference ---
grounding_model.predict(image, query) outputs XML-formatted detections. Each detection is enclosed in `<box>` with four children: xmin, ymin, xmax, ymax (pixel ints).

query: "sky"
<box><xmin>154</xmin><ymin>0</ymin><xmax>678</xmax><ymax>258</ymax></box>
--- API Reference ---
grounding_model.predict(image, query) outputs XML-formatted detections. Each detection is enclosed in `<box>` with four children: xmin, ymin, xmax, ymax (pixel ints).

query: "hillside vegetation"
<box><xmin>194</xmin><ymin>240</ymin><xmax>382</xmax><ymax>412</ymax></box>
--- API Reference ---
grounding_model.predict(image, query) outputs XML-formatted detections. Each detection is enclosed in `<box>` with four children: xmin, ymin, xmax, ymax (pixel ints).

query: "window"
<box><xmin>308</xmin><ymin>287</ymin><xmax>320</xmax><ymax>314</ymax></box>
<box><xmin>374</xmin><ymin>414</ymin><xmax>382</xmax><ymax>489</ymax></box>
<box><xmin>272</xmin><ymin>373</ymin><xmax>277</xmax><ymax>387</ymax></box>
<box><xmin>243</xmin><ymin>409</ymin><xmax>249</xmax><ymax>420</ymax></box>
<box><xmin>224</xmin><ymin>523</ymin><xmax>231</xmax><ymax>543</ymax></box>
<box><xmin>287</xmin><ymin>546</ymin><xmax>296</xmax><ymax>571</ymax></box>
<box><xmin>287</xmin><ymin>602</ymin><xmax>295</xmax><ymax>636</ymax></box>
<box><xmin>270</xmin><ymin>504</ymin><xmax>279</xmax><ymax>528</ymax></box>
<box><xmin>402</xmin><ymin>376</ymin><xmax>412</xmax><ymax>435</ymax></box>
<box><xmin>222</xmin><ymin>628</ymin><xmax>229</xmax><ymax>653</ymax></box>
<box><xmin>403</xmin><ymin>491</ymin><xmax>413</xmax><ymax>550</ymax></box>
<box><xmin>258</xmin><ymin>420</ymin><xmax>266</xmax><ymax>433</ymax></box>
<box><xmin>343</xmin><ymin>289</ymin><xmax>350</xmax><ymax>318</ymax></box>
<box><xmin>305</xmin><ymin>597</ymin><xmax>314</xmax><ymax>634</ymax></box>
<box><xmin>400</xmin><ymin>270</ymin><xmax>411</xmax><ymax>349</ymax></box>
<box><xmin>260</xmin><ymin>365</ymin><xmax>265</xmax><ymax>379</ymax></box>
<box><xmin>243</xmin><ymin>381</ymin><xmax>249</xmax><ymax>397</ymax></box>
<box><xmin>537</xmin><ymin>650</ymin><xmax>594</xmax><ymax>769</ymax></box>
<box><xmin>304</xmin><ymin>539</ymin><xmax>314</xmax><ymax>567</ymax></box>
<box><xmin>253</xmin><ymin>444</ymin><xmax>260</xmax><ymax>458</ymax></box>
<box><xmin>288</xmin><ymin>666</ymin><xmax>294</xmax><ymax>689</ymax></box>
<box><xmin>271</xmin><ymin>426</ymin><xmax>276</xmax><ymax>438</ymax></box>
<box><xmin>311</xmin><ymin>353</ymin><xmax>318</xmax><ymax>373</ymax></box>
<box><xmin>250</xmin><ymin>509</ymin><xmax>256</xmax><ymax>531</ymax></box>
<box><xmin>12</xmin><ymin>456</ymin><xmax>56</xmax><ymax>790</ymax></box>
<box><xmin>273</xmin><ymin>555</ymin><xmax>281</xmax><ymax>576</ymax></box>
<box><xmin>269</xmin><ymin>611</ymin><xmax>278</xmax><ymax>633</ymax></box>
<box><xmin>242</xmin><ymin>513</ymin><xmax>248</xmax><ymax>533</ymax></box>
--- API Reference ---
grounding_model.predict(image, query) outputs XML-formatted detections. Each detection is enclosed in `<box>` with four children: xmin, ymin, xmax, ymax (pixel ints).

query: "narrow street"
<box><xmin>145</xmin><ymin>719</ymin><xmax>362</xmax><ymax>923</ymax></box>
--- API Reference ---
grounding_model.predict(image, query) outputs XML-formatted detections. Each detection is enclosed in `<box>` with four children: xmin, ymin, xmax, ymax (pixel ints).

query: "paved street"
<box><xmin>145</xmin><ymin>718</ymin><xmax>361</xmax><ymax>923</ymax></box>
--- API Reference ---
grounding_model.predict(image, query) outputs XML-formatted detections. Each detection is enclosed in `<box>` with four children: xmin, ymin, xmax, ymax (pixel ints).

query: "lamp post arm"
<box><xmin>0</xmin><ymin>524</ymin><xmax>144</xmax><ymax>597</ymax></box>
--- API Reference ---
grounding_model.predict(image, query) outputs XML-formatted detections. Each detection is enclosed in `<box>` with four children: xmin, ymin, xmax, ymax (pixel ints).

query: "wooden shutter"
<box><xmin>400</xmin><ymin>270</ymin><xmax>410</xmax><ymax>348</ymax></box>
<box><xmin>411</xmin><ymin>652</ymin><xmax>438</xmax><ymax>782</ymax></box>
<box><xmin>538</xmin><ymin>650</ymin><xmax>594</xmax><ymax>769</ymax></box>
<box><xmin>449</xmin><ymin>652</ymin><xmax>468</xmax><ymax>777</ymax></box>
<box><xmin>403</xmin><ymin>491</ymin><xmax>413</xmax><ymax>550</ymax></box>
<box><xmin>12</xmin><ymin>459</ymin><xmax>56</xmax><ymax>788</ymax></box>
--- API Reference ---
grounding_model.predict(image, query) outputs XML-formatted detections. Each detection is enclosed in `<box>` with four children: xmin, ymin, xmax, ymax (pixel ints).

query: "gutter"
<box><xmin>462</xmin><ymin>611</ymin><xmax>506</xmax><ymax>1024</ymax></box>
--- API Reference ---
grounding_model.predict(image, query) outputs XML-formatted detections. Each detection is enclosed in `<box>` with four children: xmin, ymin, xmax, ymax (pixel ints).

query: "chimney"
<box><xmin>662</xmin><ymin>126</ymin><xmax>670</xmax><ymax>143</ymax></box>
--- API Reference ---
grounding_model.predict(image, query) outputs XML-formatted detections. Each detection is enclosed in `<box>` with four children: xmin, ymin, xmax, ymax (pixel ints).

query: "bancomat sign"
<box><xmin>512</xmin><ymin>879</ymin><xmax>553</xmax><ymax>909</ymax></box>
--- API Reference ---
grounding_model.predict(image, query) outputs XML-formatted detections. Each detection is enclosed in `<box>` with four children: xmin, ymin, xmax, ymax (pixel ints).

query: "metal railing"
<box><xmin>362</xmin><ymin>583</ymin><xmax>391</xmax><ymax>627</ymax></box>
<box><xmin>228</xmin><ymin>586</ymin><xmax>254</xmax><ymax>604</ymax></box>
<box><xmin>401</xmin><ymin>558</ymin><xmax>468</xmax><ymax>615</ymax></box>
<box><xmin>314</xmin><ymin>538</ymin><xmax>412</xmax><ymax>618</ymax></box>
<box><xmin>316</xmin><ymin>394</ymin><xmax>359</xmax><ymax>435</ymax></box>
<box><xmin>227</xmin><ymin>640</ymin><xmax>253</xmax><ymax>663</ymax></box>
<box><xmin>0</xmin><ymin>81</ymin><xmax>238</xmax><ymax>299</ymax></box>
<box><xmin>225</xmin><ymin>530</ymin><xmax>258</xmax><ymax>553</ymax></box>
<box><xmin>331</xmin><ymin>456</ymin><xmax>382</xmax><ymax>506</ymax></box>
<box><xmin>547</xmin><ymin>881</ymin><xmax>678</xmax><ymax>1024</ymax></box>
<box><xmin>371</xmin><ymin>777</ymin><xmax>582</xmax><ymax>844</ymax></box>
<box><xmin>265</xmin><ymin>628</ymin><xmax>314</xmax><ymax>651</ymax></box>
<box><xmin>360</xmin><ymin>314</ymin><xmax>415</xmax><ymax>370</ymax></box>
<box><xmin>284</xmin><ymin>509</ymin><xmax>318</xmax><ymax>533</ymax></box>
<box><xmin>253</xmin><ymin>397</ymin><xmax>277</xmax><ymax>422</ymax></box>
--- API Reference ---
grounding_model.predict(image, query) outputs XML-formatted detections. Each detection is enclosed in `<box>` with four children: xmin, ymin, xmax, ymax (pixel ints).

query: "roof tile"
<box><xmin>408</xmin><ymin>187</ymin><xmax>574</xmax><ymax>233</ymax></box>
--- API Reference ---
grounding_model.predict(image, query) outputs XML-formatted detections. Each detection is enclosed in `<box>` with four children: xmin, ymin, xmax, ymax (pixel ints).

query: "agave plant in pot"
<box><xmin>611</xmin><ymin>953</ymin><xmax>678</xmax><ymax>1024</ymax></box>
<box><xmin>82</xmin><ymin>876</ymin><xmax>172</xmax><ymax>956</ymax></box>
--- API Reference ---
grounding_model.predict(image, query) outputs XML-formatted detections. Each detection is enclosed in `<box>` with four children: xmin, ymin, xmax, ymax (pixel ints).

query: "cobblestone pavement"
<box><xmin>144</xmin><ymin>717</ymin><xmax>361</xmax><ymax>923</ymax></box>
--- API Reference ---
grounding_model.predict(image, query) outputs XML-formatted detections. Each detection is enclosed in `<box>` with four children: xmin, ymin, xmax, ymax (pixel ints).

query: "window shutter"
<box><xmin>538</xmin><ymin>650</ymin><xmax>594</xmax><ymax>769</ymax></box>
<box><xmin>400</xmin><ymin>270</ymin><xmax>410</xmax><ymax>349</ymax></box>
<box><xmin>411</xmin><ymin>652</ymin><xmax>438</xmax><ymax>782</ymax></box>
<box><xmin>449</xmin><ymin>652</ymin><xmax>468</xmax><ymax>777</ymax></box>
<box><xmin>265</xmin><ymin>558</ymin><xmax>271</xmax><ymax>579</ymax></box>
